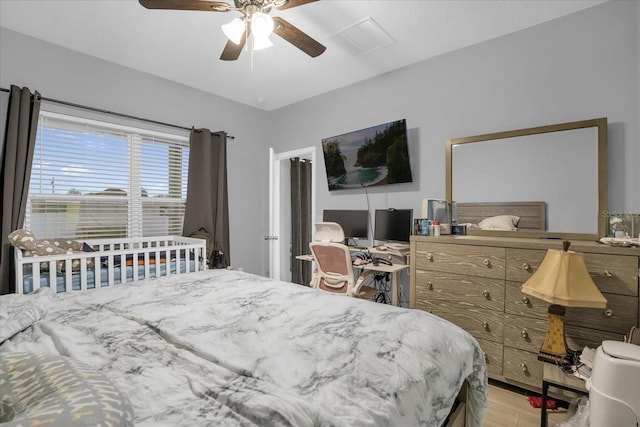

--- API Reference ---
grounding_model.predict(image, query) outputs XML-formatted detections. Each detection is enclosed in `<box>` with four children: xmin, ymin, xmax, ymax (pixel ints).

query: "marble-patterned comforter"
<box><xmin>1</xmin><ymin>269</ymin><xmax>487</xmax><ymax>426</ymax></box>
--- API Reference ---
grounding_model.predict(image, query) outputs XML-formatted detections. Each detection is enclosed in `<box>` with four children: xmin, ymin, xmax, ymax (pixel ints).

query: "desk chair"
<box><xmin>309</xmin><ymin>222</ymin><xmax>377</xmax><ymax>300</ymax></box>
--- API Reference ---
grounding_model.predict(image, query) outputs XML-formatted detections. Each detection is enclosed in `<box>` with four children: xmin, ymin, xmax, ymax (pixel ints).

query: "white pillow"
<box><xmin>478</xmin><ymin>215</ymin><xmax>520</xmax><ymax>231</ymax></box>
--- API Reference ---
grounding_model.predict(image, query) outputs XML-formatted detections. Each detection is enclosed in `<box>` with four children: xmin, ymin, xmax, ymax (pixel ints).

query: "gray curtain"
<box><xmin>290</xmin><ymin>157</ymin><xmax>312</xmax><ymax>285</ymax></box>
<box><xmin>183</xmin><ymin>128</ymin><xmax>230</xmax><ymax>267</ymax></box>
<box><xmin>0</xmin><ymin>85</ymin><xmax>41</xmax><ymax>294</ymax></box>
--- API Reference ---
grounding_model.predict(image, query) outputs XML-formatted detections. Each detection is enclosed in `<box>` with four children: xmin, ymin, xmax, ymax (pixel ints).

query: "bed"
<box><xmin>12</xmin><ymin>235</ymin><xmax>207</xmax><ymax>294</ymax></box>
<box><xmin>0</xmin><ymin>269</ymin><xmax>488</xmax><ymax>427</ymax></box>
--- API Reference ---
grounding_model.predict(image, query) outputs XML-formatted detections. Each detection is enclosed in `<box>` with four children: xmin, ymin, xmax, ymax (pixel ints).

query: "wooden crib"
<box><xmin>14</xmin><ymin>236</ymin><xmax>207</xmax><ymax>294</ymax></box>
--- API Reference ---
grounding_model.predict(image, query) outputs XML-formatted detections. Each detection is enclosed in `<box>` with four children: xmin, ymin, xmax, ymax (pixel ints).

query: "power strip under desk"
<box><xmin>363</xmin><ymin>263</ymin><xmax>409</xmax><ymax>272</ymax></box>
<box><xmin>349</xmin><ymin>246</ymin><xmax>409</xmax><ymax>254</ymax></box>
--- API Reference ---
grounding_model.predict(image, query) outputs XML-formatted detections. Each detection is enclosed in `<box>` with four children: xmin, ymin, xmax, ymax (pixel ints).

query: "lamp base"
<box><xmin>537</xmin><ymin>304</ymin><xmax>581</xmax><ymax>369</ymax></box>
<box><xmin>537</xmin><ymin>350</ymin><xmax>576</xmax><ymax>368</ymax></box>
<box><xmin>540</xmin><ymin>304</ymin><xmax>570</xmax><ymax>355</ymax></box>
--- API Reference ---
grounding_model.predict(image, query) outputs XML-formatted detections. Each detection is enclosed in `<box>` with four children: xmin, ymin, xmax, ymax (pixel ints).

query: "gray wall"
<box><xmin>1</xmin><ymin>1</ymin><xmax>638</xmax><ymax>278</ymax></box>
<box><xmin>269</xmin><ymin>1</ymin><xmax>639</xmax><ymax>229</ymax></box>
<box><xmin>0</xmin><ymin>27</ymin><xmax>272</xmax><ymax>275</ymax></box>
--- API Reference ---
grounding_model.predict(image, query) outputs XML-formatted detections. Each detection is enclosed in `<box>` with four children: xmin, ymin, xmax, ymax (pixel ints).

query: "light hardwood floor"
<box><xmin>483</xmin><ymin>381</ymin><xmax>570</xmax><ymax>427</ymax></box>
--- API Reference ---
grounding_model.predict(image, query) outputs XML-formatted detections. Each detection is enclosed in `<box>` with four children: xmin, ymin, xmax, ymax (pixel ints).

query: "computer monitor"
<box><xmin>322</xmin><ymin>209</ymin><xmax>369</xmax><ymax>243</ymax></box>
<box><xmin>374</xmin><ymin>209</ymin><xmax>413</xmax><ymax>243</ymax></box>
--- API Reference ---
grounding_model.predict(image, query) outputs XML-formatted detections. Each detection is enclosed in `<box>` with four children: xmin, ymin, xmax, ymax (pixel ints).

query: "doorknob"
<box><xmin>264</xmin><ymin>235</ymin><xmax>279</xmax><ymax>240</ymax></box>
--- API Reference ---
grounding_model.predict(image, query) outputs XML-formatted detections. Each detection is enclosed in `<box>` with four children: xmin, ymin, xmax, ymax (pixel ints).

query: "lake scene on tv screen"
<box><xmin>321</xmin><ymin>119</ymin><xmax>412</xmax><ymax>191</ymax></box>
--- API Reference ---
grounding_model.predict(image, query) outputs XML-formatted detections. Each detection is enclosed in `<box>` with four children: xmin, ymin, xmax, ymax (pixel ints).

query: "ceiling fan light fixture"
<box><xmin>222</xmin><ymin>17</ymin><xmax>245</xmax><ymax>45</ymax></box>
<box><xmin>252</xmin><ymin>12</ymin><xmax>274</xmax><ymax>37</ymax></box>
<box><xmin>253</xmin><ymin>34</ymin><xmax>274</xmax><ymax>50</ymax></box>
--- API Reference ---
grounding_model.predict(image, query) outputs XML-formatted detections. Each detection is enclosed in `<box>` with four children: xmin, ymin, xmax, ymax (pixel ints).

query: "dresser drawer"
<box><xmin>566</xmin><ymin>326</ymin><xmax>624</xmax><ymax>349</ymax></box>
<box><xmin>416</xmin><ymin>300</ymin><xmax>504</xmax><ymax>343</ymax></box>
<box><xmin>565</xmin><ymin>297</ymin><xmax>639</xmax><ymax>335</ymax></box>
<box><xmin>415</xmin><ymin>270</ymin><xmax>504</xmax><ymax>311</ymax></box>
<box><xmin>505</xmin><ymin>248</ymin><xmax>546</xmax><ymax>282</ymax></box>
<box><xmin>503</xmin><ymin>315</ymin><xmax>547</xmax><ymax>352</ymax></box>
<box><xmin>505</xmin><ymin>281</ymin><xmax>638</xmax><ymax>335</ymax></box>
<box><xmin>583</xmin><ymin>253</ymin><xmax>639</xmax><ymax>296</ymax></box>
<box><xmin>503</xmin><ymin>347</ymin><xmax>542</xmax><ymax>389</ymax></box>
<box><xmin>504</xmin><ymin>281</ymin><xmax>548</xmax><ymax>321</ymax></box>
<box><xmin>414</xmin><ymin>242</ymin><xmax>505</xmax><ymax>280</ymax></box>
<box><xmin>477</xmin><ymin>337</ymin><xmax>503</xmax><ymax>377</ymax></box>
<box><xmin>503</xmin><ymin>315</ymin><xmax>624</xmax><ymax>352</ymax></box>
<box><xmin>506</xmin><ymin>249</ymin><xmax>638</xmax><ymax>296</ymax></box>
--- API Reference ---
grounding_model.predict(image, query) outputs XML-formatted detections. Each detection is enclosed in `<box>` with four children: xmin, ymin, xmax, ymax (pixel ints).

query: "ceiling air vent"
<box><xmin>329</xmin><ymin>16</ymin><xmax>396</xmax><ymax>56</ymax></box>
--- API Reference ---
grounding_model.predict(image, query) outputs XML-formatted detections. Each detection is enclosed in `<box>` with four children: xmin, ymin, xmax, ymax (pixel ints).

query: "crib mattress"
<box><xmin>21</xmin><ymin>259</ymin><xmax>196</xmax><ymax>294</ymax></box>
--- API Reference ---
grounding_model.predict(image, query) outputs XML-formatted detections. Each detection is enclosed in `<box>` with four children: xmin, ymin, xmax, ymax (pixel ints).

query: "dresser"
<box><xmin>410</xmin><ymin>235</ymin><xmax>640</xmax><ymax>391</ymax></box>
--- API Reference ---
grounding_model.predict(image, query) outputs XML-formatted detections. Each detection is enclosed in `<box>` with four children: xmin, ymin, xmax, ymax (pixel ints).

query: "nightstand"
<box><xmin>541</xmin><ymin>363</ymin><xmax>589</xmax><ymax>427</ymax></box>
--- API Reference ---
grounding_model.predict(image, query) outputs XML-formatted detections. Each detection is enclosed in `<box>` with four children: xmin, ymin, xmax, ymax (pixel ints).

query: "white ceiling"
<box><xmin>0</xmin><ymin>0</ymin><xmax>605</xmax><ymax>111</ymax></box>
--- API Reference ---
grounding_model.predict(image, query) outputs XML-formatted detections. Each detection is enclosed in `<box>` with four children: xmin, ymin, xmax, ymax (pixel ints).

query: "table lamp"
<box><xmin>521</xmin><ymin>241</ymin><xmax>607</xmax><ymax>367</ymax></box>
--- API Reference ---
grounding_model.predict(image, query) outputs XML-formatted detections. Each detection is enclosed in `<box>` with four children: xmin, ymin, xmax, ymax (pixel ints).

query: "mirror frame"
<box><xmin>445</xmin><ymin>117</ymin><xmax>607</xmax><ymax>240</ymax></box>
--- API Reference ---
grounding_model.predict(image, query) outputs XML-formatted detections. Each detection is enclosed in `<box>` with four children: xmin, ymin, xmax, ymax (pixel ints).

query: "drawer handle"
<box><xmin>427</xmin><ymin>281</ymin><xmax>433</xmax><ymax>290</ymax></box>
<box><xmin>483</xmin><ymin>259</ymin><xmax>491</xmax><ymax>267</ymax></box>
<box><xmin>482</xmin><ymin>321</ymin><xmax>489</xmax><ymax>330</ymax></box>
<box><xmin>604</xmin><ymin>270</ymin><xmax>615</xmax><ymax>278</ymax></box>
<box><xmin>520</xmin><ymin>363</ymin><xmax>528</xmax><ymax>372</ymax></box>
<box><xmin>522</xmin><ymin>263</ymin><xmax>531</xmax><ymax>271</ymax></box>
<box><xmin>426</xmin><ymin>253</ymin><xmax>433</xmax><ymax>261</ymax></box>
<box><xmin>522</xmin><ymin>296</ymin><xmax>530</xmax><ymax>305</ymax></box>
<box><xmin>483</xmin><ymin>289</ymin><xmax>490</xmax><ymax>298</ymax></box>
<box><xmin>604</xmin><ymin>309</ymin><xmax>613</xmax><ymax>318</ymax></box>
<box><xmin>521</xmin><ymin>330</ymin><xmax>529</xmax><ymax>339</ymax></box>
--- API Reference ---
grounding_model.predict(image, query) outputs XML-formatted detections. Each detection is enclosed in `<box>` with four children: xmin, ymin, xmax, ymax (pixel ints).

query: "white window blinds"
<box><xmin>26</xmin><ymin>111</ymin><xmax>190</xmax><ymax>240</ymax></box>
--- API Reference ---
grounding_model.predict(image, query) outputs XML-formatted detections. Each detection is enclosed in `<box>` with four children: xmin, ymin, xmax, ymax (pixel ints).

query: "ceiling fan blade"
<box><xmin>275</xmin><ymin>0</ymin><xmax>318</xmax><ymax>11</ymax></box>
<box><xmin>273</xmin><ymin>16</ymin><xmax>326</xmax><ymax>58</ymax></box>
<box><xmin>139</xmin><ymin>0</ymin><xmax>232</xmax><ymax>12</ymax></box>
<box><xmin>220</xmin><ymin>28</ymin><xmax>249</xmax><ymax>61</ymax></box>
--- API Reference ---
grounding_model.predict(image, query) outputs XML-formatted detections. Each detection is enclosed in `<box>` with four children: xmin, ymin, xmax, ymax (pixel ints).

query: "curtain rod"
<box><xmin>0</xmin><ymin>87</ymin><xmax>234</xmax><ymax>140</ymax></box>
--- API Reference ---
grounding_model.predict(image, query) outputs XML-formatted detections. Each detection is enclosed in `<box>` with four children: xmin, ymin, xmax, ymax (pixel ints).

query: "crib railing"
<box><xmin>14</xmin><ymin>236</ymin><xmax>207</xmax><ymax>294</ymax></box>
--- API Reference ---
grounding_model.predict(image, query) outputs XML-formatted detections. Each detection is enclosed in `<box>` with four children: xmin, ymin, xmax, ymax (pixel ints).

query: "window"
<box><xmin>26</xmin><ymin>111</ymin><xmax>190</xmax><ymax>239</ymax></box>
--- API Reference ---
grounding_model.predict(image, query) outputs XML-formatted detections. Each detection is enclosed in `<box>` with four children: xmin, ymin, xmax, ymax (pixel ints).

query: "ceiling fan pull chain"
<box><xmin>250</xmin><ymin>34</ymin><xmax>255</xmax><ymax>72</ymax></box>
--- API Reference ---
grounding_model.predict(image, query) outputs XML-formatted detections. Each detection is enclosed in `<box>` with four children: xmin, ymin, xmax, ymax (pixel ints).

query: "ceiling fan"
<box><xmin>138</xmin><ymin>0</ymin><xmax>326</xmax><ymax>61</ymax></box>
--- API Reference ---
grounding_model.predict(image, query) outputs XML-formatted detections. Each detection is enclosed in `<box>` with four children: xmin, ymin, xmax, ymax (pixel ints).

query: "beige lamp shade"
<box><xmin>521</xmin><ymin>245</ymin><xmax>607</xmax><ymax>308</ymax></box>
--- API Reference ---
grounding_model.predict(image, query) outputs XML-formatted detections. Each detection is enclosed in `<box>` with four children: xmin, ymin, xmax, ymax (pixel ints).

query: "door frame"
<box><xmin>268</xmin><ymin>146</ymin><xmax>316</xmax><ymax>280</ymax></box>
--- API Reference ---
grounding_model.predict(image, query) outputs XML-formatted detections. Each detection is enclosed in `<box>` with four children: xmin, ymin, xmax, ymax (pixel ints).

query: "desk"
<box><xmin>541</xmin><ymin>363</ymin><xmax>588</xmax><ymax>427</ymax></box>
<box><xmin>296</xmin><ymin>253</ymin><xmax>410</xmax><ymax>307</ymax></box>
<box><xmin>359</xmin><ymin>263</ymin><xmax>409</xmax><ymax>307</ymax></box>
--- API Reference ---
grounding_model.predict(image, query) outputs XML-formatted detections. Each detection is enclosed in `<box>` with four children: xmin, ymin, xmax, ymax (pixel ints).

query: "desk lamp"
<box><xmin>521</xmin><ymin>241</ymin><xmax>607</xmax><ymax>367</ymax></box>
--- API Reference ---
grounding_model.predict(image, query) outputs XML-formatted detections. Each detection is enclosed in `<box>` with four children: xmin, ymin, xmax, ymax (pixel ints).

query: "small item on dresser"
<box><xmin>609</xmin><ymin>216</ymin><xmax>624</xmax><ymax>238</ymax></box>
<box><xmin>420</xmin><ymin>218</ymin><xmax>430</xmax><ymax>236</ymax></box>
<box><xmin>599</xmin><ymin>237</ymin><xmax>633</xmax><ymax>247</ymax></box>
<box><xmin>433</xmin><ymin>220</ymin><xmax>441</xmax><ymax>236</ymax></box>
<box><xmin>451</xmin><ymin>224</ymin><xmax>467</xmax><ymax>235</ymax></box>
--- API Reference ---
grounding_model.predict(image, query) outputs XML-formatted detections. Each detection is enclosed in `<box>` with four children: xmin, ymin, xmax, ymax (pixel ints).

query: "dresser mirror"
<box><xmin>446</xmin><ymin>118</ymin><xmax>607</xmax><ymax>240</ymax></box>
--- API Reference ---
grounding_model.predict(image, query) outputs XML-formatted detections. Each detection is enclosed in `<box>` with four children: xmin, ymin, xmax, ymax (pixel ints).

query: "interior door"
<box><xmin>268</xmin><ymin>147</ymin><xmax>316</xmax><ymax>281</ymax></box>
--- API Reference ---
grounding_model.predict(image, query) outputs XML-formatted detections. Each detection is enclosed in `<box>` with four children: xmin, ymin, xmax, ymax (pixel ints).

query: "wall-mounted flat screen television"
<box><xmin>321</xmin><ymin>119</ymin><xmax>412</xmax><ymax>191</ymax></box>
